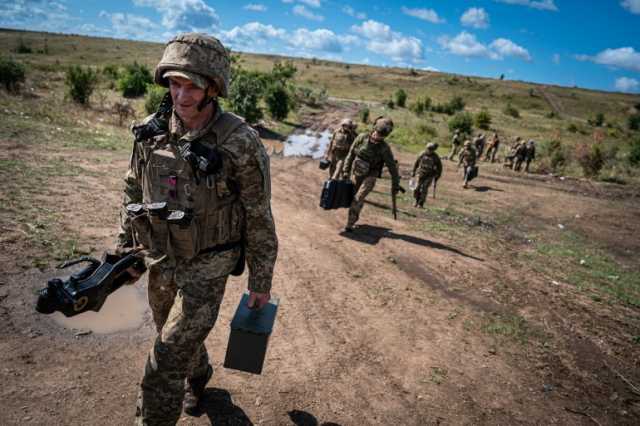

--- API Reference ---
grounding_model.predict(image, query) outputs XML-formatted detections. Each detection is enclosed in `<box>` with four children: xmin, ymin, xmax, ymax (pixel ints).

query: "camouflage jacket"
<box><xmin>412</xmin><ymin>151</ymin><xmax>443</xmax><ymax>179</ymax></box>
<box><xmin>458</xmin><ymin>146</ymin><xmax>477</xmax><ymax>167</ymax></box>
<box><xmin>525</xmin><ymin>145</ymin><xmax>536</xmax><ymax>160</ymax></box>
<box><xmin>117</xmin><ymin>105</ymin><xmax>278</xmax><ymax>293</ymax></box>
<box><xmin>343</xmin><ymin>132</ymin><xmax>400</xmax><ymax>186</ymax></box>
<box><xmin>325</xmin><ymin>128</ymin><xmax>356</xmax><ymax>157</ymax></box>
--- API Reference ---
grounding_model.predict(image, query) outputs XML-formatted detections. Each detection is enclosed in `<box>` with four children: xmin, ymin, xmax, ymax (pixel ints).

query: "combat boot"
<box><xmin>183</xmin><ymin>364</ymin><xmax>213</xmax><ymax>416</ymax></box>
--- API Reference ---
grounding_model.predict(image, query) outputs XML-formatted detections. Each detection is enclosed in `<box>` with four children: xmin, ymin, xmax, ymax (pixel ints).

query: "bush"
<box><xmin>503</xmin><ymin>103</ymin><xmax>520</xmax><ymax>118</ymax></box>
<box><xmin>228</xmin><ymin>71</ymin><xmax>263</xmax><ymax>123</ymax></box>
<box><xmin>117</xmin><ymin>62</ymin><xmax>153</xmax><ymax>97</ymax></box>
<box><xmin>629</xmin><ymin>113</ymin><xmax>640</xmax><ymax>131</ymax></box>
<box><xmin>629</xmin><ymin>138</ymin><xmax>640</xmax><ymax>166</ymax></box>
<box><xmin>0</xmin><ymin>56</ymin><xmax>26</xmax><ymax>92</ymax></box>
<box><xmin>385</xmin><ymin>98</ymin><xmax>395</xmax><ymax>109</ymax></box>
<box><xmin>448</xmin><ymin>112</ymin><xmax>473</xmax><ymax>135</ymax></box>
<box><xmin>264</xmin><ymin>82</ymin><xmax>290</xmax><ymax>121</ymax></box>
<box><xmin>65</xmin><ymin>65</ymin><xmax>97</xmax><ymax>104</ymax></box>
<box><xmin>271</xmin><ymin>61</ymin><xmax>297</xmax><ymax>84</ymax></box>
<box><xmin>416</xmin><ymin>123</ymin><xmax>438</xmax><ymax>138</ymax></box>
<box><xmin>294</xmin><ymin>86</ymin><xmax>327</xmax><ymax>107</ymax></box>
<box><xmin>567</xmin><ymin>123</ymin><xmax>579</xmax><ymax>133</ymax></box>
<box><xmin>144</xmin><ymin>84</ymin><xmax>168</xmax><ymax>115</ymax></box>
<box><xmin>395</xmin><ymin>89</ymin><xmax>407</xmax><ymax>108</ymax></box>
<box><xmin>575</xmin><ymin>143</ymin><xmax>605</xmax><ymax>178</ymax></box>
<box><xmin>475</xmin><ymin>109</ymin><xmax>492</xmax><ymax>130</ymax></box>
<box><xmin>588</xmin><ymin>112</ymin><xmax>605</xmax><ymax>127</ymax></box>
<box><xmin>15</xmin><ymin>38</ymin><xmax>32</xmax><ymax>54</ymax></box>
<box><xmin>432</xmin><ymin>96</ymin><xmax>465</xmax><ymax>115</ymax></box>
<box><xmin>359</xmin><ymin>107</ymin><xmax>370</xmax><ymax>124</ymax></box>
<box><xmin>102</xmin><ymin>64</ymin><xmax>121</xmax><ymax>80</ymax></box>
<box><xmin>409</xmin><ymin>96</ymin><xmax>431</xmax><ymax>116</ymax></box>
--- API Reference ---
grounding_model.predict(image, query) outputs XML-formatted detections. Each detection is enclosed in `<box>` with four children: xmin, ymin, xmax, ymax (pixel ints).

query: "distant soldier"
<box><xmin>342</xmin><ymin>116</ymin><xmax>400</xmax><ymax>231</ymax></box>
<box><xmin>412</xmin><ymin>142</ymin><xmax>443</xmax><ymax>208</ymax></box>
<box><xmin>504</xmin><ymin>136</ymin><xmax>523</xmax><ymax>169</ymax></box>
<box><xmin>523</xmin><ymin>139</ymin><xmax>536</xmax><ymax>172</ymax></box>
<box><xmin>324</xmin><ymin>118</ymin><xmax>357</xmax><ymax>178</ymax></box>
<box><xmin>512</xmin><ymin>139</ymin><xmax>528</xmax><ymax>171</ymax></box>
<box><xmin>474</xmin><ymin>133</ymin><xmax>486</xmax><ymax>158</ymax></box>
<box><xmin>458</xmin><ymin>140</ymin><xmax>477</xmax><ymax>189</ymax></box>
<box><xmin>448</xmin><ymin>129</ymin><xmax>462</xmax><ymax>161</ymax></box>
<box><xmin>484</xmin><ymin>132</ymin><xmax>500</xmax><ymax>163</ymax></box>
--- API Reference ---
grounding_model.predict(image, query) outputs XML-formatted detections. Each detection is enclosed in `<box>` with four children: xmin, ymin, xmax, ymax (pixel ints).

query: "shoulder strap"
<box><xmin>210</xmin><ymin>112</ymin><xmax>246</xmax><ymax>145</ymax></box>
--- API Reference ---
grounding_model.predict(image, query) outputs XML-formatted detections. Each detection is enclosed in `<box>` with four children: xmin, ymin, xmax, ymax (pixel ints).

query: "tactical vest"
<box><xmin>419</xmin><ymin>153</ymin><xmax>438</xmax><ymax>176</ymax></box>
<box><xmin>354</xmin><ymin>136</ymin><xmax>387</xmax><ymax>176</ymax></box>
<box><xmin>332</xmin><ymin>130</ymin><xmax>351</xmax><ymax>152</ymax></box>
<box><xmin>133</xmin><ymin>112</ymin><xmax>246</xmax><ymax>260</ymax></box>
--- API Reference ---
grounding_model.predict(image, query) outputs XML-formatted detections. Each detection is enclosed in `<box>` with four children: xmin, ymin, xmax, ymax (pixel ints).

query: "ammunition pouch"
<box><xmin>353</xmin><ymin>158</ymin><xmax>370</xmax><ymax>177</ymax></box>
<box><xmin>167</xmin><ymin>210</ymin><xmax>200</xmax><ymax>260</ymax></box>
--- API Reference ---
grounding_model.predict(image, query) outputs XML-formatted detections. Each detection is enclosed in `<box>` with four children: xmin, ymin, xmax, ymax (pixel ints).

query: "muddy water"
<box><xmin>264</xmin><ymin>130</ymin><xmax>332</xmax><ymax>158</ymax></box>
<box><xmin>51</xmin><ymin>284</ymin><xmax>147</xmax><ymax>334</ymax></box>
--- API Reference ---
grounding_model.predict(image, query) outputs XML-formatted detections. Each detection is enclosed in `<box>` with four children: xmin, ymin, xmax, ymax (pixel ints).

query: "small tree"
<box><xmin>475</xmin><ymin>109</ymin><xmax>492</xmax><ymax>130</ymax></box>
<box><xmin>385</xmin><ymin>98</ymin><xmax>395</xmax><ymax>109</ymax></box>
<box><xmin>0</xmin><ymin>56</ymin><xmax>26</xmax><ymax>93</ymax></box>
<box><xmin>102</xmin><ymin>64</ymin><xmax>121</xmax><ymax>81</ymax></box>
<box><xmin>228</xmin><ymin>71</ymin><xmax>263</xmax><ymax>124</ymax></box>
<box><xmin>264</xmin><ymin>82</ymin><xmax>290</xmax><ymax>121</ymax></box>
<box><xmin>503</xmin><ymin>103</ymin><xmax>520</xmax><ymax>118</ymax></box>
<box><xmin>117</xmin><ymin>62</ymin><xmax>153</xmax><ymax>97</ymax></box>
<box><xmin>65</xmin><ymin>65</ymin><xmax>97</xmax><ymax>105</ymax></box>
<box><xmin>271</xmin><ymin>61</ymin><xmax>297</xmax><ymax>84</ymax></box>
<box><xmin>448</xmin><ymin>112</ymin><xmax>473</xmax><ymax>135</ymax></box>
<box><xmin>575</xmin><ymin>142</ymin><xmax>604</xmax><ymax>178</ymax></box>
<box><xmin>394</xmin><ymin>89</ymin><xmax>407</xmax><ymax>108</ymax></box>
<box><xmin>359</xmin><ymin>107</ymin><xmax>370</xmax><ymax>124</ymax></box>
<box><xmin>144</xmin><ymin>84</ymin><xmax>168</xmax><ymax>115</ymax></box>
<box><xmin>588</xmin><ymin>112</ymin><xmax>605</xmax><ymax>127</ymax></box>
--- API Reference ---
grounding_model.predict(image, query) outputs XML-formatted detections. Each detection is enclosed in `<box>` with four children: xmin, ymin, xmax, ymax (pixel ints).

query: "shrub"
<box><xmin>294</xmin><ymin>85</ymin><xmax>327</xmax><ymax>107</ymax></box>
<box><xmin>65</xmin><ymin>65</ymin><xmax>97</xmax><ymax>104</ymax></box>
<box><xmin>629</xmin><ymin>137</ymin><xmax>640</xmax><ymax>166</ymax></box>
<box><xmin>567</xmin><ymin>123</ymin><xmax>579</xmax><ymax>133</ymax></box>
<box><xmin>629</xmin><ymin>113</ymin><xmax>640</xmax><ymax>131</ymax></box>
<box><xmin>0</xmin><ymin>56</ymin><xmax>26</xmax><ymax>92</ymax></box>
<box><xmin>228</xmin><ymin>71</ymin><xmax>263</xmax><ymax>123</ymax></box>
<box><xmin>475</xmin><ymin>109</ymin><xmax>492</xmax><ymax>130</ymax></box>
<box><xmin>575</xmin><ymin>143</ymin><xmax>605</xmax><ymax>178</ymax></box>
<box><xmin>15</xmin><ymin>38</ymin><xmax>32</xmax><ymax>54</ymax></box>
<box><xmin>385</xmin><ymin>98</ymin><xmax>395</xmax><ymax>109</ymax></box>
<box><xmin>588</xmin><ymin>112</ymin><xmax>605</xmax><ymax>127</ymax></box>
<box><xmin>394</xmin><ymin>89</ymin><xmax>407</xmax><ymax>108</ymax></box>
<box><xmin>117</xmin><ymin>62</ymin><xmax>153</xmax><ymax>97</ymax></box>
<box><xmin>546</xmin><ymin>111</ymin><xmax>557</xmax><ymax>119</ymax></box>
<box><xmin>448</xmin><ymin>112</ymin><xmax>473</xmax><ymax>135</ymax></box>
<box><xmin>271</xmin><ymin>61</ymin><xmax>297</xmax><ymax>84</ymax></box>
<box><xmin>409</xmin><ymin>96</ymin><xmax>431</xmax><ymax>116</ymax></box>
<box><xmin>144</xmin><ymin>84</ymin><xmax>168</xmax><ymax>115</ymax></box>
<box><xmin>264</xmin><ymin>82</ymin><xmax>290</xmax><ymax>121</ymax></box>
<box><xmin>417</xmin><ymin>123</ymin><xmax>438</xmax><ymax>138</ymax></box>
<box><xmin>359</xmin><ymin>107</ymin><xmax>370</xmax><ymax>123</ymax></box>
<box><xmin>432</xmin><ymin>96</ymin><xmax>465</xmax><ymax>115</ymax></box>
<box><xmin>503</xmin><ymin>103</ymin><xmax>520</xmax><ymax>118</ymax></box>
<box><xmin>102</xmin><ymin>64</ymin><xmax>121</xmax><ymax>80</ymax></box>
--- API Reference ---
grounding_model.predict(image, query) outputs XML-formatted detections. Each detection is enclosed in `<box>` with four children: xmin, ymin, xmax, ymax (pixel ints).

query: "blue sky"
<box><xmin>2</xmin><ymin>0</ymin><xmax>640</xmax><ymax>94</ymax></box>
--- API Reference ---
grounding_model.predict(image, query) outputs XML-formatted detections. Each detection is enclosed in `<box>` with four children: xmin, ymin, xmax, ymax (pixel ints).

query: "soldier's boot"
<box><xmin>183</xmin><ymin>364</ymin><xmax>213</xmax><ymax>416</ymax></box>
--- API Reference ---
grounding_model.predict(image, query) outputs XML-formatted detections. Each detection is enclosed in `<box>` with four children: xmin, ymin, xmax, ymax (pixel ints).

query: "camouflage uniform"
<box><xmin>524</xmin><ymin>140</ymin><xmax>536</xmax><ymax>172</ymax></box>
<box><xmin>412</xmin><ymin>143</ymin><xmax>442</xmax><ymax>207</ymax></box>
<box><xmin>458</xmin><ymin>141</ymin><xmax>477</xmax><ymax>188</ymax></box>
<box><xmin>504</xmin><ymin>137</ymin><xmax>523</xmax><ymax>168</ymax></box>
<box><xmin>324</xmin><ymin>120</ymin><xmax>356</xmax><ymax>178</ymax></box>
<box><xmin>474</xmin><ymin>133</ymin><xmax>486</xmax><ymax>158</ymax></box>
<box><xmin>117</xmin><ymin>33</ymin><xmax>278</xmax><ymax>425</ymax></box>
<box><xmin>448</xmin><ymin>131</ymin><xmax>461</xmax><ymax>161</ymax></box>
<box><xmin>484</xmin><ymin>133</ymin><xmax>500</xmax><ymax>163</ymax></box>
<box><xmin>512</xmin><ymin>141</ymin><xmax>528</xmax><ymax>171</ymax></box>
<box><xmin>343</xmin><ymin>117</ymin><xmax>400</xmax><ymax>230</ymax></box>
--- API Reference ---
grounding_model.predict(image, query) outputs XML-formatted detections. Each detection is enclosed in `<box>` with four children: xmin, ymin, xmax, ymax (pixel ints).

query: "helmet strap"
<box><xmin>196</xmin><ymin>84</ymin><xmax>217</xmax><ymax>112</ymax></box>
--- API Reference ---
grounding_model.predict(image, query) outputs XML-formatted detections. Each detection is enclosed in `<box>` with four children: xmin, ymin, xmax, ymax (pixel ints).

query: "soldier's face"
<box><xmin>168</xmin><ymin>76</ymin><xmax>208</xmax><ymax>121</ymax></box>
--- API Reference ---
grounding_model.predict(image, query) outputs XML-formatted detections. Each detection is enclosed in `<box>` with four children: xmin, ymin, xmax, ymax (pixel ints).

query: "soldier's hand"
<box><xmin>248</xmin><ymin>291</ymin><xmax>271</xmax><ymax>310</ymax></box>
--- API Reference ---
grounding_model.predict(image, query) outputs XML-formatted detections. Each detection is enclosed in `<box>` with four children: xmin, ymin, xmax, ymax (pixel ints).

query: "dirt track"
<box><xmin>1</xmin><ymin>112</ymin><xmax>640</xmax><ymax>425</ymax></box>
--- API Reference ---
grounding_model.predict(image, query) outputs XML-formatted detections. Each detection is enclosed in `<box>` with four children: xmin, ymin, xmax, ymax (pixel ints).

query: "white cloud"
<box><xmin>494</xmin><ymin>0</ymin><xmax>558</xmax><ymax>11</ymax></box>
<box><xmin>576</xmin><ymin>47</ymin><xmax>640</xmax><ymax>72</ymax></box>
<box><xmin>401</xmin><ymin>6</ymin><xmax>445</xmax><ymax>24</ymax></box>
<box><xmin>490</xmin><ymin>38</ymin><xmax>531</xmax><ymax>61</ymax></box>
<box><xmin>0</xmin><ymin>0</ymin><xmax>76</xmax><ymax>32</ymax></box>
<box><xmin>244</xmin><ymin>3</ymin><xmax>267</xmax><ymax>12</ymax></box>
<box><xmin>552</xmin><ymin>53</ymin><xmax>560</xmax><ymax>64</ymax></box>
<box><xmin>221</xmin><ymin>22</ymin><xmax>286</xmax><ymax>47</ymax></box>
<box><xmin>351</xmin><ymin>19</ymin><xmax>423</xmax><ymax>62</ymax></box>
<box><xmin>290</xmin><ymin>28</ymin><xmax>357</xmax><ymax>52</ymax></box>
<box><xmin>621</xmin><ymin>0</ymin><xmax>640</xmax><ymax>14</ymax></box>
<box><xmin>133</xmin><ymin>0</ymin><xmax>219</xmax><ymax>31</ymax></box>
<box><xmin>461</xmin><ymin>7</ymin><xmax>489</xmax><ymax>29</ymax></box>
<box><xmin>423</xmin><ymin>66</ymin><xmax>439</xmax><ymax>72</ymax></box>
<box><xmin>343</xmin><ymin>5</ymin><xmax>366</xmax><ymax>20</ymax></box>
<box><xmin>293</xmin><ymin>5</ymin><xmax>324</xmax><ymax>21</ymax></box>
<box><xmin>615</xmin><ymin>77</ymin><xmax>639</xmax><ymax>92</ymax></box>
<box><xmin>99</xmin><ymin>11</ymin><xmax>159</xmax><ymax>39</ymax></box>
<box><xmin>439</xmin><ymin>32</ymin><xmax>531</xmax><ymax>61</ymax></box>
<box><xmin>299</xmin><ymin>0</ymin><xmax>321</xmax><ymax>7</ymax></box>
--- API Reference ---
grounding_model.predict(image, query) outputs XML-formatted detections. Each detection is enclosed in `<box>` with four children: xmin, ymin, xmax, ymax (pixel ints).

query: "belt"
<box><xmin>199</xmin><ymin>240</ymin><xmax>242</xmax><ymax>255</ymax></box>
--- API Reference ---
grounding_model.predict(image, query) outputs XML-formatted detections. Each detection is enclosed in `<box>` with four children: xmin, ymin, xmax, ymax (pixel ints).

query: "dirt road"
<box><xmin>1</xmin><ymin>110</ymin><xmax>640</xmax><ymax>425</ymax></box>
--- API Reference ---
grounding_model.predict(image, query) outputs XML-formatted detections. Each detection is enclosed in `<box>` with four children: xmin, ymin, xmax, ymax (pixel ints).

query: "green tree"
<box><xmin>228</xmin><ymin>70</ymin><xmax>263</xmax><ymax>124</ymax></box>
<box><xmin>0</xmin><ymin>56</ymin><xmax>26</xmax><ymax>93</ymax></box>
<box><xmin>144</xmin><ymin>84</ymin><xmax>168</xmax><ymax>114</ymax></box>
<box><xmin>503</xmin><ymin>103</ymin><xmax>520</xmax><ymax>118</ymax></box>
<box><xmin>394</xmin><ymin>89</ymin><xmax>407</xmax><ymax>108</ymax></box>
<box><xmin>448</xmin><ymin>112</ymin><xmax>473</xmax><ymax>134</ymax></box>
<box><xmin>475</xmin><ymin>109</ymin><xmax>492</xmax><ymax>130</ymax></box>
<box><xmin>359</xmin><ymin>107</ymin><xmax>370</xmax><ymax>123</ymax></box>
<box><xmin>117</xmin><ymin>62</ymin><xmax>153</xmax><ymax>97</ymax></box>
<box><xmin>65</xmin><ymin>65</ymin><xmax>97</xmax><ymax>104</ymax></box>
<box><xmin>264</xmin><ymin>82</ymin><xmax>290</xmax><ymax>121</ymax></box>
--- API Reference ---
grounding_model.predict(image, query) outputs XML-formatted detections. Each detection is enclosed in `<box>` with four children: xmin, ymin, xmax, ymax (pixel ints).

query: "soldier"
<box><xmin>412</xmin><ymin>142</ymin><xmax>443</xmax><ymax>208</ymax></box>
<box><xmin>115</xmin><ymin>33</ymin><xmax>278</xmax><ymax>425</ymax></box>
<box><xmin>504</xmin><ymin>136</ymin><xmax>522</xmax><ymax>169</ymax></box>
<box><xmin>448</xmin><ymin>129</ymin><xmax>462</xmax><ymax>161</ymax></box>
<box><xmin>458</xmin><ymin>140</ymin><xmax>477</xmax><ymax>189</ymax></box>
<box><xmin>523</xmin><ymin>139</ymin><xmax>536</xmax><ymax>172</ymax></box>
<box><xmin>512</xmin><ymin>139</ymin><xmax>528</xmax><ymax>171</ymax></box>
<box><xmin>484</xmin><ymin>132</ymin><xmax>500</xmax><ymax>163</ymax></box>
<box><xmin>324</xmin><ymin>118</ymin><xmax>357</xmax><ymax>178</ymax></box>
<box><xmin>342</xmin><ymin>116</ymin><xmax>401</xmax><ymax>231</ymax></box>
<box><xmin>474</xmin><ymin>133</ymin><xmax>486</xmax><ymax>158</ymax></box>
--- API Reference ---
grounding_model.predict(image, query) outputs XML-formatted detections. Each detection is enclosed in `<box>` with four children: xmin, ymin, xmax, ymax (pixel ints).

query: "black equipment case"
<box><xmin>319</xmin><ymin>179</ymin><xmax>355</xmax><ymax>210</ymax></box>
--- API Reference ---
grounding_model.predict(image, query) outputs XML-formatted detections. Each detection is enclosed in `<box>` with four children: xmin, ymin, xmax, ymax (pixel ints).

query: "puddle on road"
<box><xmin>51</xmin><ymin>284</ymin><xmax>147</xmax><ymax>334</ymax></box>
<box><xmin>264</xmin><ymin>129</ymin><xmax>332</xmax><ymax>159</ymax></box>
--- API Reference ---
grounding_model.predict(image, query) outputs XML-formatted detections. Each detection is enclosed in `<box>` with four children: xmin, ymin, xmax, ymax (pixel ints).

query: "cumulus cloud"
<box><xmin>299</xmin><ymin>0</ymin><xmax>321</xmax><ymax>7</ymax></box>
<box><xmin>439</xmin><ymin>32</ymin><xmax>531</xmax><ymax>61</ymax></box>
<box><xmin>461</xmin><ymin>7</ymin><xmax>489</xmax><ymax>29</ymax></box>
<box><xmin>494</xmin><ymin>0</ymin><xmax>558</xmax><ymax>11</ymax></box>
<box><xmin>615</xmin><ymin>77</ymin><xmax>639</xmax><ymax>92</ymax></box>
<box><xmin>576</xmin><ymin>47</ymin><xmax>640</xmax><ymax>72</ymax></box>
<box><xmin>133</xmin><ymin>0</ymin><xmax>219</xmax><ymax>31</ymax></box>
<box><xmin>244</xmin><ymin>3</ymin><xmax>267</xmax><ymax>12</ymax></box>
<box><xmin>343</xmin><ymin>5</ymin><xmax>366</xmax><ymax>20</ymax></box>
<box><xmin>99</xmin><ymin>11</ymin><xmax>159</xmax><ymax>40</ymax></box>
<box><xmin>401</xmin><ymin>6</ymin><xmax>445</xmax><ymax>24</ymax></box>
<box><xmin>220</xmin><ymin>22</ymin><xmax>286</xmax><ymax>48</ymax></box>
<box><xmin>293</xmin><ymin>5</ymin><xmax>324</xmax><ymax>21</ymax></box>
<box><xmin>621</xmin><ymin>0</ymin><xmax>640</xmax><ymax>14</ymax></box>
<box><xmin>0</xmin><ymin>0</ymin><xmax>76</xmax><ymax>32</ymax></box>
<box><xmin>290</xmin><ymin>28</ymin><xmax>357</xmax><ymax>52</ymax></box>
<box><xmin>351</xmin><ymin>19</ymin><xmax>423</xmax><ymax>62</ymax></box>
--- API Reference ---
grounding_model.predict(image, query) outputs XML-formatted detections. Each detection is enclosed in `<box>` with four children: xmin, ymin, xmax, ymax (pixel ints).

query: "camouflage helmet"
<box><xmin>464</xmin><ymin>140</ymin><xmax>472</xmax><ymax>147</ymax></box>
<box><xmin>373</xmin><ymin>116</ymin><xmax>394</xmax><ymax>137</ymax></box>
<box><xmin>155</xmin><ymin>33</ymin><xmax>230</xmax><ymax>98</ymax></box>
<box><xmin>426</xmin><ymin>142</ymin><xmax>438</xmax><ymax>151</ymax></box>
<box><xmin>340</xmin><ymin>118</ymin><xmax>354</xmax><ymax>128</ymax></box>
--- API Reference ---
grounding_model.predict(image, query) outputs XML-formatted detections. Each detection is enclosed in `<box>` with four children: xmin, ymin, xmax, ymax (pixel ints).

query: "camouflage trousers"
<box><xmin>413</xmin><ymin>174</ymin><xmax>435</xmax><ymax>207</ymax></box>
<box><xmin>135</xmin><ymin>247</ymin><xmax>241</xmax><ymax>426</ymax></box>
<box><xmin>347</xmin><ymin>175</ymin><xmax>377</xmax><ymax>228</ymax></box>
<box><xmin>449</xmin><ymin>144</ymin><xmax>461</xmax><ymax>161</ymax></box>
<box><xmin>328</xmin><ymin>149</ymin><xmax>349</xmax><ymax>179</ymax></box>
<box><xmin>484</xmin><ymin>145</ymin><xmax>499</xmax><ymax>162</ymax></box>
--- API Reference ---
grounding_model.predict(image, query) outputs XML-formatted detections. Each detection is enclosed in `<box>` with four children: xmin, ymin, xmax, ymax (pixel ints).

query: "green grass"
<box><xmin>482</xmin><ymin>313</ymin><xmax>534</xmax><ymax>344</ymax></box>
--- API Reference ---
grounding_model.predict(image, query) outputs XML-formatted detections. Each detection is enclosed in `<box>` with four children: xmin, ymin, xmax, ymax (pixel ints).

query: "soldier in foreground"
<box><xmin>115</xmin><ymin>33</ymin><xmax>278</xmax><ymax>425</ymax></box>
<box><xmin>524</xmin><ymin>139</ymin><xmax>536</xmax><ymax>172</ymax></box>
<box><xmin>448</xmin><ymin>129</ymin><xmax>462</xmax><ymax>160</ymax></box>
<box><xmin>323</xmin><ymin>118</ymin><xmax>357</xmax><ymax>178</ymax></box>
<box><xmin>342</xmin><ymin>116</ymin><xmax>401</xmax><ymax>231</ymax></box>
<box><xmin>484</xmin><ymin>132</ymin><xmax>500</xmax><ymax>163</ymax></box>
<box><xmin>458</xmin><ymin>140</ymin><xmax>477</xmax><ymax>189</ymax></box>
<box><xmin>412</xmin><ymin>142</ymin><xmax>442</xmax><ymax>208</ymax></box>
